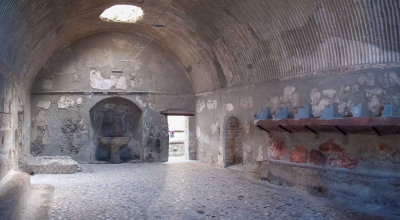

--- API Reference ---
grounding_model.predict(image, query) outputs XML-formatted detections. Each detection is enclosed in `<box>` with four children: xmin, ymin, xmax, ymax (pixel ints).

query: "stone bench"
<box><xmin>0</xmin><ymin>171</ymin><xmax>30</xmax><ymax>220</ymax></box>
<box><xmin>22</xmin><ymin>156</ymin><xmax>81</xmax><ymax>174</ymax></box>
<box><xmin>259</xmin><ymin>160</ymin><xmax>400</xmax><ymax>216</ymax></box>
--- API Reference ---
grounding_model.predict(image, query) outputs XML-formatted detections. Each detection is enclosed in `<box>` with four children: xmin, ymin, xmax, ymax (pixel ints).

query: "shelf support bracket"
<box><xmin>257</xmin><ymin>125</ymin><xmax>271</xmax><ymax>133</ymax></box>
<box><xmin>278</xmin><ymin>125</ymin><xmax>292</xmax><ymax>133</ymax></box>
<box><xmin>371</xmin><ymin>126</ymin><xmax>381</xmax><ymax>136</ymax></box>
<box><xmin>335</xmin><ymin>126</ymin><xmax>347</xmax><ymax>136</ymax></box>
<box><xmin>304</xmin><ymin>125</ymin><xmax>318</xmax><ymax>135</ymax></box>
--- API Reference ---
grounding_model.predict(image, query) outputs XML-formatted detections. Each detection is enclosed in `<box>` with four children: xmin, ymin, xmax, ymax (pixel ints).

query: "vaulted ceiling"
<box><xmin>0</xmin><ymin>0</ymin><xmax>399</xmax><ymax>93</ymax></box>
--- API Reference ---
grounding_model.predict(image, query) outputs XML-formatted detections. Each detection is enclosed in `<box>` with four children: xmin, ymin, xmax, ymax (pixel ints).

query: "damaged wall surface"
<box><xmin>90</xmin><ymin>97</ymin><xmax>143</xmax><ymax>161</ymax></box>
<box><xmin>30</xmin><ymin>32</ymin><xmax>194</xmax><ymax>163</ymax></box>
<box><xmin>0</xmin><ymin>65</ymin><xmax>30</xmax><ymax>180</ymax></box>
<box><xmin>195</xmin><ymin>66</ymin><xmax>400</xmax><ymax>210</ymax></box>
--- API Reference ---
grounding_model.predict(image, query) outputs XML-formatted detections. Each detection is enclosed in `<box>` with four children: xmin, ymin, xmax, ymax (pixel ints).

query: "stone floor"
<box><xmin>28</xmin><ymin>161</ymin><xmax>384</xmax><ymax>220</ymax></box>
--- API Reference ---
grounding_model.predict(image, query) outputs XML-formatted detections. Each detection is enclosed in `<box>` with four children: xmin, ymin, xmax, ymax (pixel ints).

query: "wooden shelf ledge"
<box><xmin>255</xmin><ymin>117</ymin><xmax>400</xmax><ymax>136</ymax></box>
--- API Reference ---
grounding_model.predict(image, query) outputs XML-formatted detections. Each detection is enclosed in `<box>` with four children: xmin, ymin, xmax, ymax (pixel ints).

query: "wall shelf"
<box><xmin>160</xmin><ymin>109</ymin><xmax>195</xmax><ymax>116</ymax></box>
<box><xmin>255</xmin><ymin>117</ymin><xmax>400</xmax><ymax>136</ymax></box>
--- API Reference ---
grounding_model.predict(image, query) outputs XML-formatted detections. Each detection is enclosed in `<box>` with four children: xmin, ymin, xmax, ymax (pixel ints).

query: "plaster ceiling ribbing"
<box><xmin>0</xmin><ymin>0</ymin><xmax>399</xmax><ymax>93</ymax></box>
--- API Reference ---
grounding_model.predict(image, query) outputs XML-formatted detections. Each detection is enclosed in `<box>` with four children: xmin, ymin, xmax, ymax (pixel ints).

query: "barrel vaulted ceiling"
<box><xmin>0</xmin><ymin>0</ymin><xmax>399</xmax><ymax>93</ymax></box>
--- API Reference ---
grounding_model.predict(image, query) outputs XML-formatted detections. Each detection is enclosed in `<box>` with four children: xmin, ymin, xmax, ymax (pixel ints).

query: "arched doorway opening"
<box><xmin>90</xmin><ymin>97</ymin><xmax>142</xmax><ymax>163</ymax></box>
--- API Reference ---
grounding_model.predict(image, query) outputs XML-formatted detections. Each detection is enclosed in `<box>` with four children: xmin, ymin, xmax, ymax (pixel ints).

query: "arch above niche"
<box><xmin>89</xmin><ymin>97</ymin><xmax>142</xmax><ymax>137</ymax></box>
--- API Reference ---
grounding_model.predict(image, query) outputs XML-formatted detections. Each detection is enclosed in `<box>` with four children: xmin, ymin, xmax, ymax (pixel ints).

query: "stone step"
<box><xmin>23</xmin><ymin>156</ymin><xmax>81</xmax><ymax>174</ymax></box>
<box><xmin>0</xmin><ymin>171</ymin><xmax>30</xmax><ymax>220</ymax></box>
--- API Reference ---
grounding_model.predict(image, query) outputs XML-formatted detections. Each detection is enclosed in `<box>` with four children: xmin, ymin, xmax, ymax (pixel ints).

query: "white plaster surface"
<box><xmin>116</xmin><ymin>77</ymin><xmax>128</xmax><ymax>90</ymax></box>
<box><xmin>225</xmin><ymin>103</ymin><xmax>234</xmax><ymax>112</ymax></box>
<box><xmin>197</xmin><ymin>100</ymin><xmax>206</xmax><ymax>113</ymax></box>
<box><xmin>57</xmin><ymin>97</ymin><xmax>75</xmax><ymax>109</ymax></box>
<box><xmin>89</xmin><ymin>70</ymin><xmax>118</xmax><ymax>90</ymax></box>
<box><xmin>37</xmin><ymin>100</ymin><xmax>51</xmax><ymax>110</ymax></box>
<box><xmin>206</xmin><ymin>99</ymin><xmax>218</xmax><ymax>110</ymax></box>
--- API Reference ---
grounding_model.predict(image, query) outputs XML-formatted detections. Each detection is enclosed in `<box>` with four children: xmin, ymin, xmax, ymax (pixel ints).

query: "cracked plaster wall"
<box><xmin>195</xmin><ymin>66</ymin><xmax>400</xmax><ymax>209</ymax></box>
<box><xmin>0</xmin><ymin>69</ymin><xmax>30</xmax><ymax>180</ymax></box>
<box><xmin>196</xmin><ymin>66</ymin><xmax>400</xmax><ymax>173</ymax></box>
<box><xmin>30</xmin><ymin>32</ymin><xmax>195</xmax><ymax>163</ymax></box>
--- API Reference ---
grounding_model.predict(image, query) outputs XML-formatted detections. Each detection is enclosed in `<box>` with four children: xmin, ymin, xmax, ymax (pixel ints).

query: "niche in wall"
<box><xmin>224</xmin><ymin>116</ymin><xmax>243</xmax><ymax>167</ymax></box>
<box><xmin>90</xmin><ymin>97</ymin><xmax>142</xmax><ymax>162</ymax></box>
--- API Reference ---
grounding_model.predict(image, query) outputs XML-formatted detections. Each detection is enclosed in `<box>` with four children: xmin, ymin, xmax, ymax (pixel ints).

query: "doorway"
<box><xmin>167</xmin><ymin>116</ymin><xmax>189</xmax><ymax>162</ymax></box>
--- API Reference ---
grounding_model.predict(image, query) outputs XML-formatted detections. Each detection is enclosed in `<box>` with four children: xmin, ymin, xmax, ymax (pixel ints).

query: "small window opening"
<box><xmin>100</xmin><ymin>5</ymin><xmax>144</xmax><ymax>23</ymax></box>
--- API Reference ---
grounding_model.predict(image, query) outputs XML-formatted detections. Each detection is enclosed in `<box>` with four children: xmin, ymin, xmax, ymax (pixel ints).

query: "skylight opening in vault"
<box><xmin>100</xmin><ymin>5</ymin><xmax>144</xmax><ymax>23</ymax></box>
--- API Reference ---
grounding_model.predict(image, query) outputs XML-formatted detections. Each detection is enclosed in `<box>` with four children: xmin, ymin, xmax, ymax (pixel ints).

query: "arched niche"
<box><xmin>90</xmin><ymin>97</ymin><xmax>142</xmax><ymax>162</ymax></box>
<box><xmin>224</xmin><ymin>116</ymin><xmax>243</xmax><ymax>167</ymax></box>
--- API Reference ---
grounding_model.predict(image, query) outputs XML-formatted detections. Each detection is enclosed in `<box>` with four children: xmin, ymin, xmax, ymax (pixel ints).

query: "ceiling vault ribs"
<box><xmin>0</xmin><ymin>0</ymin><xmax>398</xmax><ymax>93</ymax></box>
<box><xmin>152</xmin><ymin>0</ymin><xmax>175</xmax><ymax>26</ymax></box>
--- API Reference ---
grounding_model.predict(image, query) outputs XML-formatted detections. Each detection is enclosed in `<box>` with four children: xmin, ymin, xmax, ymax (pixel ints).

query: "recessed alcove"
<box><xmin>224</xmin><ymin>117</ymin><xmax>242</xmax><ymax>167</ymax></box>
<box><xmin>90</xmin><ymin>97</ymin><xmax>142</xmax><ymax>162</ymax></box>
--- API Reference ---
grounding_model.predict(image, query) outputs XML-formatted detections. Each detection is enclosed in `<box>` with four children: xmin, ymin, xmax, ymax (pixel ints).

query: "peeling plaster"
<box><xmin>368</xmin><ymin>95</ymin><xmax>381</xmax><ymax>114</ymax></box>
<box><xmin>225</xmin><ymin>103</ymin><xmax>234</xmax><ymax>112</ymax></box>
<box><xmin>37</xmin><ymin>99</ymin><xmax>51</xmax><ymax>109</ymax></box>
<box><xmin>35</xmin><ymin>110</ymin><xmax>47</xmax><ymax>127</ymax></box>
<box><xmin>240</xmin><ymin>97</ymin><xmax>254</xmax><ymax>110</ymax></box>
<box><xmin>89</xmin><ymin>70</ymin><xmax>117</xmax><ymax>90</ymax></box>
<box><xmin>210</xmin><ymin>121</ymin><xmax>220</xmax><ymax>136</ymax></box>
<box><xmin>76</xmin><ymin>97</ymin><xmax>83</xmax><ymax>105</ymax></box>
<box><xmin>207</xmin><ymin>99</ymin><xmax>218</xmax><ymax>110</ymax></box>
<box><xmin>310</xmin><ymin>88</ymin><xmax>321</xmax><ymax>105</ymax></box>
<box><xmin>256</xmin><ymin>145</ymin><xmax>264</xmax><ymax>162</ymax></box>
<box><xmin>322</xmin><ymin>89</ymin><xmax>337</xmax><ymax>99</ymax></box>
<box><xmin>196</xmin><ymin>126</ymin><xmax>201</xmax><ymax>138</ymax></box>
<box><xmin>58</xmin><ymin>96</ymin><xmax>75</xmax><ymax>109</ymax></box>
<box><xmin>244</xmin><ymin>124</ymin><xmax>251</xmax><ymax>135</ymax></box>
<box><xmin>196</xmin><ymin>100</ymin><xmax>205</xmax><ymax>113</ymax></box>
<box><xmin>283</xmin><ymin>86</ymin><xmax>296</xmax><ymax>102</ymax></box>
<box><xmin>135</xmin><ymin>96</ymin><xmax>146</xmax><ymax>108</ymax></box>
<box><xmin>267</xmin><ymin>96</ymin><xmax>281</xmax><ymax>113</ymax></box>
<box><xmin>116</xmin><ymin>76</ymin><xmax>128</xmax><ymax>90</ymax></box>
<box><xmin>312</xmin><ymin>98</ymin><xmax>333</xmax><ymax>117</ymax></box>
<box><xmin>129</xmin><ymin>73</ymin><xmax>143</xmax><ymax>88</ymax></box>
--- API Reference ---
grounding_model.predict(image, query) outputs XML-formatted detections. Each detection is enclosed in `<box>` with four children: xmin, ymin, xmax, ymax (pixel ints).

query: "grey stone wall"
<box><xmin>90</xmin><ymin>97</ymin><xmax>143</xmax><ymax>161</ymax></box>
<box><xmin>30</xmin><ymin>32</ymin><xmax>194</xmax><ymax>163</ymax></box>
<box><xmin>195</xmin><ymin>65</ymin><xmax>400</xmax><ymax>209</ymax></box>
<box><xmin>0</xmin><ymin>69</ymin><xmax>30</xmax><ymax>180</ymax></box>
<box><xmin>224</xmin><ymin>117</ymin><xmax>242</xmax><ymax>167</ymax></box>
<box><xmin>196</xmin><ymin>65</ymin><xmax>400</xmax><ymax>173</ymax></box>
